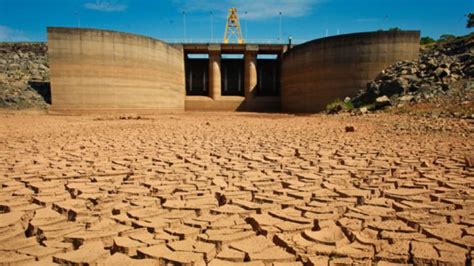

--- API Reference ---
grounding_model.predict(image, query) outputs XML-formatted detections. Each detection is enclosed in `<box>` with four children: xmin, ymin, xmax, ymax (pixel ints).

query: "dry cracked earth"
<box><xmin>0</xmin><ymin>112</ymin><xmax>473</xmax><ymax>266</ymax></box>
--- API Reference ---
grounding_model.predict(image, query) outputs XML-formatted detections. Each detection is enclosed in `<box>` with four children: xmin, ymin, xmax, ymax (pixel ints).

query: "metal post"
<box><xmin>182</xmin><ymin>11</ymin><xmax>187</xmax><ymax>42</ymax></box>
<box><xmin>382</xmin><ymin>15</ymin><xmax>388</xmax><ymax>30</ymax></box>
<box><xmin>245</xmin><ymin>11</ymin><xmax>248</xmax><ymax>40</ymax></box>
<box><xmin>279</xmin><ymin>12</ymin><xmax>282</xmax><ymax>43</ymax></box>
<box><xmin>210</xmin><ymin>12</ymin><xmax>213</xmax><ymax>43</ymax></box>
<box><xmin>74</xmin><ymin>10</ymin><xmax>80</xmax><ymax>28</ymax></box>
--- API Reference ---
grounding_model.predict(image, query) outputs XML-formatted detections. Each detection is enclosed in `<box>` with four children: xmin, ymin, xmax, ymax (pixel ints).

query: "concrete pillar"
<box><xmin>208</xmin><ymin>45</ymin><xmax>221</xmax><ymax>100</ymax></box>
<box><xmin>244</xmin><ymin>45</ymin><xmax>259</xmax><ymax>98</ymax></box>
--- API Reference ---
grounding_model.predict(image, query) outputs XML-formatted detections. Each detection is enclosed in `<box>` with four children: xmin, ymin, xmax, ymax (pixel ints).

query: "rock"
<box><xmin>8</xmin><ymin>63</ymin><xmax>21</xmax><ymax>71</ymax></box>
<box><xmin>399</xmin><ymin>95</ymin><xmax>414</xmax><ymax>102</ymax></box>
<box><xmin>375</xmin><ymin>95</ymin><xmax>391</xmax><ymax>108</ymax></box>
<box><xmin>435</xmin><ymin>67</ymin><xmax>451</xmax><ymax>78</ymax></box>
<box><xmin>345</xmin><ymin>126</ymin><xmax>355</xmax><ymax>132</ymax></box>
<box><xmin>38</xmin><ymin>64</ymin><xmax>48</xmax><ymax>71</ymax></box>
<box><xmin>380</xmin><ymin>78</ymin><xmax>409</xmax><ymax>96</ymax></box>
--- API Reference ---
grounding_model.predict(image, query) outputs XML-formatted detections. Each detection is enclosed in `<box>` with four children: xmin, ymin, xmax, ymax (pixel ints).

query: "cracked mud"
<box><xmin>0</xmin><ymin>112</ymin><xmax>473</xmax><ymax>265</ymax></box>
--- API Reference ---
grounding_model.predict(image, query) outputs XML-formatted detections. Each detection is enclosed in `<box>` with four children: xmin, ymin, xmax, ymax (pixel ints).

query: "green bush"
<box><xmin>326</xmin><ymin>98</ymin><xmax>354</xmax><ymax>114</ymax></box>
<box><xmin>438</xmin><ymin>34</ymin><xmax>456</xmax><ymax>43</ymax></box>
<box><xmin>420</xmin><ymin>36</ymin><xmax>435</xmax><ymax>45</ymax></box>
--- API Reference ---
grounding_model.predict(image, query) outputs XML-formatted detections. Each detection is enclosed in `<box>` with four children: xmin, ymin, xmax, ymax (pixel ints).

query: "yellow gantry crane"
<box><xmin>223</xmin><ymin>8</ymin><xmax>245</xmax><ymax>44</ymax></box>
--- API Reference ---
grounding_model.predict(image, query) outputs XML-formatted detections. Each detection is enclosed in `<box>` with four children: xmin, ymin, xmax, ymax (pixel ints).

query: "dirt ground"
<box><xmin>0</xmin><ymin>111</ymin><xmax>473</xmax><ymax>265</ymax></box>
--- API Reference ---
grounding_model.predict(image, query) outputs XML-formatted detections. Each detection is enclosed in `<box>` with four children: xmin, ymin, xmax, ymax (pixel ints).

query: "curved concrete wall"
<box><xmin>281</xmin><ymin>31</ymin><xmax>420</xmax><ymax>112</ymax></box>
<box><xmin>48</xmin><ymin>27</ymin><xmax>185</xmax><ymax>112</ymax></box>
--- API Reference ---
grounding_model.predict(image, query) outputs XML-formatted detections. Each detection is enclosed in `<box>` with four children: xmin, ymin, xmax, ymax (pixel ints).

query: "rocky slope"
<box><xmin>0</xmin><ymin>42</ymin><xmax>49</xmax><ymax>109</ymax></box>
<box><xmin>335</xmin><ymin>34</ymin><xmax>474</xmax><ymax>118</ymax></box>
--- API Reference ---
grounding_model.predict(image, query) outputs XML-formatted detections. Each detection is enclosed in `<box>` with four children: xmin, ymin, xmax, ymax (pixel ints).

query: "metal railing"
<box><xmin>163</xmin><ymin>38</ymin><xmax>308</xmax><ymax>45</ymax></box>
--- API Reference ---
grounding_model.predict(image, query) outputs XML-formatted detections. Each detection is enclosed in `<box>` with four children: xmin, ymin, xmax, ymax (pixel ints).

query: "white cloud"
<box><xmin>0</xmin><ymin>25</ymin><xmax>29</xmax><ymax>41</ymax></box>
<box><xmin>84</xmin><ymin>0</ymin><xmax>127</xmax><ymax>12</ymax></box>
<box><xmin>175</xmin><ymin>0</ymin><xmax>323</xmax><ymax>20</ymax></box>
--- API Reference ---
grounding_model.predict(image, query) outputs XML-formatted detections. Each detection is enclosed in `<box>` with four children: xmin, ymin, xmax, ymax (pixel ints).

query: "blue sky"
<box><xmin>0</xmin><ymin>0</ymin><xmax>472</xmax><ymax>43</ymax></box>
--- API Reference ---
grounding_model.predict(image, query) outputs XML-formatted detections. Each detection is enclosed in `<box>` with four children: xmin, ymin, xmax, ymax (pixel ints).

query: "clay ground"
<box><xmin>0</xmin><ymin>112</ymin><xmax>473</xmax><ymax>266</ymax></box>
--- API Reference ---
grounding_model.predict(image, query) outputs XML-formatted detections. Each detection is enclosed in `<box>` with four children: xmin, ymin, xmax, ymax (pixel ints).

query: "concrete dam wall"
<box><xmin>281</xmin><ymin>31</ymin><xmax>420</xmax><ymax>112</ymax></box>
<box><xmin>48</xmin><ymin>27</ymin><xmax>185</xmax><ymax>112</ymax></box>
<box><xmin>46</xmin><ymin>28</ymin><xmax>420</xmax><ymax>113</ymax></box>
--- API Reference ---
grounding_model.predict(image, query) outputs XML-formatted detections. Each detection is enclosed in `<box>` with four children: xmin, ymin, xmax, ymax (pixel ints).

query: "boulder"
<box><xmin>8</xmin><ymin>63</ymin><xmax>21</xmax><ymax>71</ymax></box>
<box><xmin>399</xmin><ymin>95</ymin><xmax>414</xmax><ymax>102</ymax></box>
<box><xmin>379</xmin><ymin>78</ymin><xmax>409</xmax><ymax>96</ymax></box>
<box><xmin>435</xmin><ymin>67</ymin><xmax>451</xmax><ymax>78</ymax></box>
<box><xmin>375</xmin><ymin>96</ymin><xmax>391</xmax><ymax>109</ymax></box>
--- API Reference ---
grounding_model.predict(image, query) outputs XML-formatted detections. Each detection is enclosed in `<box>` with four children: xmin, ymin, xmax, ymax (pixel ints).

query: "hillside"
<box><xmin>0</xmin><ymin>42</ymin><xmax>49</xmax><ymax>109</ymax></box>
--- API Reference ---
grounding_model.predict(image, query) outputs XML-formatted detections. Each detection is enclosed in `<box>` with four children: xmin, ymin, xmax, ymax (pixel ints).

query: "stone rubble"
<box><xmin>0</xmin><ymin>112</ymin><xmax>473</xmax><ymax>265</ymax></box>
<box><xmin>348</xmin><ymin>34</ymin><xmax>474</xmax><ymax>118</ymax></box>
<box><xmin>0</xmin><ymin>43</ymin><xmax>49</xmax><ymax>109</ymax></box>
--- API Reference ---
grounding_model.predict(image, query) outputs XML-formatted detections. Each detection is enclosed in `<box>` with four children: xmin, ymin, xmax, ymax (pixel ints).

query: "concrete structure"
<box><xmin>47</xmin><ymin>27</ymin><xmax>420</xmax><ymax>113</ymax></box>
<box><xmin>281</xmin><ymin>31</ymin><xmax>420</xmax><ymax>112</ymax></box>
<box><xmin>48</xmin><ymin>27</ymin><xmax>185</xmax><ymax>112</ymax></box>
<box><xmin>182</xmin><ymin>43</ymin><xmax>285</xmax><ymax>112</ymax></box>
<box><xmin>244</xmin><ymin>45</ymin><xmax>258</xmax><ymax>98</ymax></box>
<box><xmin>208</xmin><ymin>45</ymin><xmax>221</xmax><ymax>100</ymax></box>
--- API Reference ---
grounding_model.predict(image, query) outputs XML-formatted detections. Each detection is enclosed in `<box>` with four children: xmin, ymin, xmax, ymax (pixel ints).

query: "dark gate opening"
<box><xmin>257</xmin><ymin>55</ymin><xmax>280</xmax><ymax>96</ymax></box>
<box><xmin>185</xmin><ymin>54</ymin><xmax>209</xmax><ymax>96</ymax></box>
<box><xmin>221</xmin><ymin>56</ymin><xmax>244</xmax><ymax>96</ymax></box>
<box><xmin>28</xmin><ymin>81</ymin><xmax>51</xmax><ymax>104</ymax></box>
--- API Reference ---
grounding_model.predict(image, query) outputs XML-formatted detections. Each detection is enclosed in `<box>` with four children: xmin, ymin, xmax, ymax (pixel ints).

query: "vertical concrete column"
<box><xmin>244</xmin><ymin>45</ymin><xmax>259</xmax><ymax>98</ymax></box>
<box><xmin>208</xmin><ymin>45</ymin><xmax>221</xmax><ymax>100</ymax></box>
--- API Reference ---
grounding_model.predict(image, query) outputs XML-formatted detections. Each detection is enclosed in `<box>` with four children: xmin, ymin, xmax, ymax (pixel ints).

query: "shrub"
<box><xmin>326</xmin><ymin>98</ymin><xmax>354</xmax><ymax>114</ymax></box>
<box><xmin>438</xmin><ymin>34</ymin><xmax>456</xmax><ymax>43</ymax></box>
<box><xmin>388</xmin><ymin>27</ymin><xmax>402</xmax><ymax>32</ymax></box>
<box><xmin>420</xmin><ymin>36</ymin><xmax>435</xmax><ymax>45</ymax></box>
